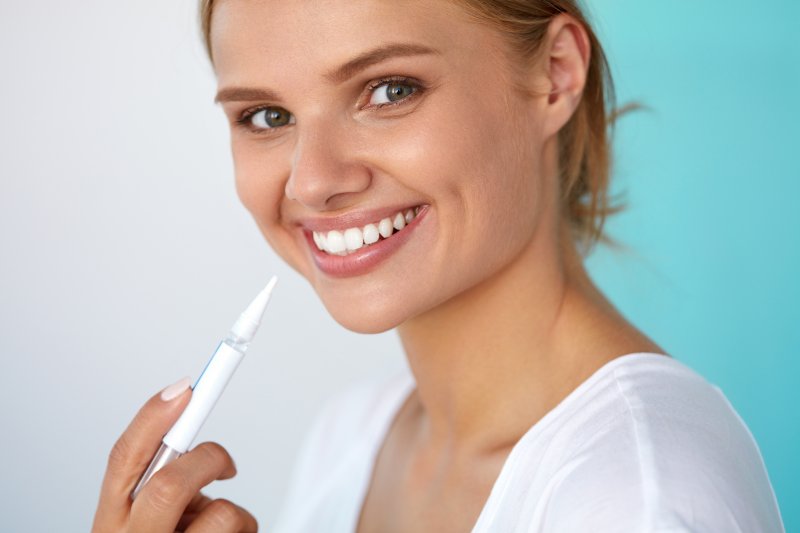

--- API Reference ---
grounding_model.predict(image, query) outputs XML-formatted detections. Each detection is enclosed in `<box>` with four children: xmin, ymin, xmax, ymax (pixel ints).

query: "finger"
<box><xmin>187</xmin><ymin>492</ymin><xmax>215</xmax><ymax>513</ymax></box>
<box><xmin>129</xmin><ymin>441</ymin><xmax>237</xmax><ymax>532</ymax></box>
<box><xmin>94</xmin><ymin>378</ymin><xmax>193</xmax><ymax>527</ymax></box>
<box><xmin>184</xmin><ymin>499</ymin><xmax>258</xmax><ymax>533</ymax></box>
<box><xmin>175</xmin><ymin>493</ymin><xmax>215</xmax><ymax>531</ymax></box>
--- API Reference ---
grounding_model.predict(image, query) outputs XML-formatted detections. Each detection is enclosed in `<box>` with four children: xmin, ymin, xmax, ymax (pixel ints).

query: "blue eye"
<box><xmin>247</xmin><ymin>106</ymin><xmax>295</xmax><ymax>129</ymax></box>
<box><xmin>369</xmin><ymin>80</ymin><xmax>418</xmax><ymax>106</ymax></box>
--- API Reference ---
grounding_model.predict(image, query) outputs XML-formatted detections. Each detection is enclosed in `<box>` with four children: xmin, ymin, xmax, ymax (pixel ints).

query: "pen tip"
<box><xmin>231</xmin><ymin>275</ymin><xmax>279</xmax><ymax>342</ymax></box>
<box><xmin>251</xmin><ymin>275</ymin><xmax>278</xmax><ymax>315</ymax></box>
<box><xmin>264</xmin><ymin>275</ymin><xmax>278</xmax><ymax>295</ymax></box>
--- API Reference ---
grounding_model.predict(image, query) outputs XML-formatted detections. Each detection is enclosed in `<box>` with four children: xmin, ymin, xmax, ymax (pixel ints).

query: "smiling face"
<box><xmin>210</xmin><ymin>0</ymin><xmax>559</xmax><ymax>333</ymax></box>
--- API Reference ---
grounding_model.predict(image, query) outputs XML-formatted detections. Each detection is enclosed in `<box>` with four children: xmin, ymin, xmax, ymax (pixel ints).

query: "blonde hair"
<box><xmin>198</xmin><ymin>0</ymin><xmax>624</xmax><ymax>252</ymax></box>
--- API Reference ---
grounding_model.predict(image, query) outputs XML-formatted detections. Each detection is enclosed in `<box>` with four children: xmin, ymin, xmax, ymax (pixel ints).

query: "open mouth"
<box><xmin>311</xmin><ymin>205</ymin><xmax>422</xmax><ymax>256</ymax></box>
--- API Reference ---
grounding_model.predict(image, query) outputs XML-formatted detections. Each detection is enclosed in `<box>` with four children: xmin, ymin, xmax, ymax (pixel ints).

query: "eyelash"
<box><xmin>235</xmin><ymin>76</ymin><xmax>423</xmax><ymax>135</ymax></box>
<box><xmin>364</xmin><ymin>75</ymin><xmax>423</xmax><ymax>108</ymax></box>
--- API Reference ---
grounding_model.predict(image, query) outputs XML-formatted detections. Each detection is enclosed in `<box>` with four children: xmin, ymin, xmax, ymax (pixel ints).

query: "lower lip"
<box><xmin>304</xmin><ymin>206</ymin><xmax>429</xmax><ymax>278</ymax></box>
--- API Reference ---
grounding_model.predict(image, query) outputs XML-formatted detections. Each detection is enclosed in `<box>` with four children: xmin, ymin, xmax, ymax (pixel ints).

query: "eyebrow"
<box><xmin>324</xmin><ymin>42</ymin><xmax>439</xmax><ymax>84</ymax></box>
<box><xmin>214</xmin><ymin>42</ymin><xmax>440</xmax><ymax>104</ymax></box>
<box><xmin>214</xmin><ymin>86</ymin><xmax>281</xmax><ymax>104</ymax></box>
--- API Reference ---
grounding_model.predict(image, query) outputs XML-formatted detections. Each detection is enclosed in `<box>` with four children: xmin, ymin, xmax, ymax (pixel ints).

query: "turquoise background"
<box><xmin>584</xmin><ymin>1</ymin><xmax>799</xmax><ymax>529</ymax></box>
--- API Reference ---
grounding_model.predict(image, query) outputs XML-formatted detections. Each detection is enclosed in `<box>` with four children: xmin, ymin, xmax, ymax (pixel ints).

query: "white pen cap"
<box><xmin>231</xmin><ymin>275</ymin><xmax>278</xmax><ymax>342</ymax></box>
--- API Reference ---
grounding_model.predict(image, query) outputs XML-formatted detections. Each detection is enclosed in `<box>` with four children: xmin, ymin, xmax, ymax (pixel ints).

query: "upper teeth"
<box><xmin>312</xmin><ymin>207</ymin><xmax>420</xmax><ymax>255</ymax></box>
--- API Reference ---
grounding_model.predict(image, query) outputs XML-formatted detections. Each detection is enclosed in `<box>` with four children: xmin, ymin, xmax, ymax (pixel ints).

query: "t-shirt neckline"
<box><xmin>351</xmin><ymin>352</ymin><xmax>672</xmax><ymax>531</ymax></box>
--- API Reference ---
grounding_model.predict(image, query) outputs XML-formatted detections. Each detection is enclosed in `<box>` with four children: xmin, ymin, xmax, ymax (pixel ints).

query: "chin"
<box><xmin>318</xmin><ymin>293</ymin><xmax>411</xmax><ymax>334</ymax></box>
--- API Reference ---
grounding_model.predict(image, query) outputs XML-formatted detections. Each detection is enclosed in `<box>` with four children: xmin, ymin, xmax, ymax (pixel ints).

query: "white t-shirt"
<box><xmin>272</xmin><ymin>353</ymin><xmax>784</xmax><ymax>532</ymax></box>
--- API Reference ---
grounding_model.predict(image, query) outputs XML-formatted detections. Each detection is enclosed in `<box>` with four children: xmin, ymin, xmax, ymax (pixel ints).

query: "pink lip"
<box><xmin>297</xmin><ymin>204</ymin><xmax>423</xmax><ymax>232</ymax></box>
<box><xmin>305</xmin><ymin>205</ymin><xmax>429</xmax><ymax>278</ymax></box>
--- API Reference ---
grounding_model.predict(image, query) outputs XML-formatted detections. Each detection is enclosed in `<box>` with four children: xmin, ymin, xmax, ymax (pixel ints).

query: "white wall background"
<box><xmin>0</xmin><ymin>1</ymin><xmax>406</xmax><ymax>530</ymax></box>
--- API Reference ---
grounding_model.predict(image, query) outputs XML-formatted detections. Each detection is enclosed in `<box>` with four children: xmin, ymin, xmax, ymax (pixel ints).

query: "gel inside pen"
<box><xmin>131</xmin><ymin>276</ymin><xmax>278</xmax><ymax>500</ymax></box>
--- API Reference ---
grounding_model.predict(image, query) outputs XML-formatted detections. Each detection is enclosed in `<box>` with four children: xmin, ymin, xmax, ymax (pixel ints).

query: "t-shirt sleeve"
<box><xmin>533</xmin><ymin>452</ymin><xmax>694</xmax><ymax>532</ymax></box>
<box><xmin>533</xmin><ymin>389</ymin><xmax>784</xmax><ymax>533</ymax></box>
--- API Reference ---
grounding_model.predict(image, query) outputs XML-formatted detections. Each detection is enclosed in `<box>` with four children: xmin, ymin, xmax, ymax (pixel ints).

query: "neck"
<box><xmin>396</xmin><ymin>218</ymin><xmax>635</xmax><ymax>453</ymax></box>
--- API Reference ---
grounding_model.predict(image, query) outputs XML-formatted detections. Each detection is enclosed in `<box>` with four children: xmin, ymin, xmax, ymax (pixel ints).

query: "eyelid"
<box><xmin>233</xmin><ymin>75</ymin><xmax>424</xmax><ymax>135</ymax></box>
<box><xmin>235</xmin><ymin>105</ymin><xmax>292</xmax><ymax>135</ymax></box>
<box><xmin>362</xmin><ymin>76</ymin><xmax>424</xmax><ymax>109</ymax></box>
<box><xmin>236</xmin><ymin>105</ymin><xmax>279</xmax><ymax>125</ymax></box>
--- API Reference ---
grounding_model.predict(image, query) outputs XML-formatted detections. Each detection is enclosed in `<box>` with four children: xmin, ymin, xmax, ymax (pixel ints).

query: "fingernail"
<box><xmin>160</xmin><ymin>376</ymin><xmax>192</xmax><ymax>401</ymax></box>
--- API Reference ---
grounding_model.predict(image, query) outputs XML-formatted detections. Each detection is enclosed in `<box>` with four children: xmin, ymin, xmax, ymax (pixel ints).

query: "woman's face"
<box><xmin>211</xmin><ymin>0</ymin><xmax>555</xmax><ymax>333</ymax></box>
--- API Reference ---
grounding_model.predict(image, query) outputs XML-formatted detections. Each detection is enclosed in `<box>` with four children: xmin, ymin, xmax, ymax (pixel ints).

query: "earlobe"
<box><xmin>543</xmin><ymin>15</ymin><xmax>591</xmax><ymax>135</ymax></box>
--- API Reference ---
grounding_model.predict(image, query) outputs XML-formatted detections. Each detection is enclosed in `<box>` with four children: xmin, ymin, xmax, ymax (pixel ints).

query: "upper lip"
<box><xmin>295</xmin><ymin>203</ymin><xmax>424</xmax><ymax>232</ymax></box>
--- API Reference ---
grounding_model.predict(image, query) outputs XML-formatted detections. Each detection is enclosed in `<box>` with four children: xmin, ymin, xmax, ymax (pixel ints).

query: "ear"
<box><xmin>540</xmin><ymin>14</ymin><xmax>591</xmax><ymax>138</ymax></box>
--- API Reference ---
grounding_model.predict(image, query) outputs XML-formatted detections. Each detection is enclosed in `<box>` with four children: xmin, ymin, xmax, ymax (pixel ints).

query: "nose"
<box><xmin>285</xmin><ymin>119</ymin><xmax>372</xmax><ymax>211</ymax></box>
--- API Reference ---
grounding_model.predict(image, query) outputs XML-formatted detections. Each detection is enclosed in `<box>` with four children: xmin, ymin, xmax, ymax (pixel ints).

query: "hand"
<box><xmin>91</xmin><ymin>378</ymin><xmax>258</xmax><ymax>532</ymax></box>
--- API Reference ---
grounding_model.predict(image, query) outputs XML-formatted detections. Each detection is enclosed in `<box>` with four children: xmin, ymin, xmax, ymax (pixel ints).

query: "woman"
<box><xmin>92</xmin><ymin>0</ymin><xmax>784</xmax><ymax>531</ymax></box>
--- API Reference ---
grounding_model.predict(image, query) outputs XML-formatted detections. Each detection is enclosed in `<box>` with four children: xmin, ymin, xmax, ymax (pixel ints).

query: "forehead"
<box><xmin>210</xmin><ymin>0</ymin><xmax>505</xmax><ymax>84</ymax></box>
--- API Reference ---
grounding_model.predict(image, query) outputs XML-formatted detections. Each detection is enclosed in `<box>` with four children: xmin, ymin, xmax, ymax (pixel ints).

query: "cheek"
<box><xmin>349</xmin><ymin>92</ymin><xmax>543</xmax><ymax>329</ymax></box>
<box><xmin>479</xmin><ymin>121</ymin><xmax>544</xmax><ymax>242</ymax></box>
<box><xmin>420</xmin><ymin>93</ymin><xmax>545</xmax><ymax>302</ymax></box>
<box><xmin>231</xmin><ymin>142</ymin><xmax>310</xmax><ymax>272</ymax></box>
<box><xmin>232</xmin><ymin>143</ymin><xmax>280</xmax><ymax>218</ymax></box>
<box><xmin>424</xmin><ymin>90</ymin><xmax>542</xmax><ymax>247</ymax></box>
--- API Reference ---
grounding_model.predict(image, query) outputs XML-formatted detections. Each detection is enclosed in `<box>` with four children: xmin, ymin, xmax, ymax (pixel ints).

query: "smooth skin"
<box><xmin>94</xmin><ymin>0</ymin><xmax>661</xmax><ymax>531</ymax></box>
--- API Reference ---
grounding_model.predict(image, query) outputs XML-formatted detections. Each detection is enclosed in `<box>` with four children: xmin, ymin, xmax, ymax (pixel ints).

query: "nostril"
<box><xmin>287</xmin><ymin>134</ymin><xmax>373</xmax><ymax>208</ymax></box>
<box><xmin>284</xmin><ymin>169</ymin><xmax>334</xmax><ymax>207</ymax></box>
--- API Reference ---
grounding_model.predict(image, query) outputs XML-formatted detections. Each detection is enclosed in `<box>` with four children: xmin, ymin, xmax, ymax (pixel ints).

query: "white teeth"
<box><xmin>378</xmin><ymin>218</ymin><xmax>394</xmax><ymax>238</ymax></box>
<box><xmin>325</xmin><ymin>230</ymin><xmax>346</xmax><ymax>254</ymax></box>
<box><xmin>312</xmin><ymin>231</ymin><xmax>327</xmax><ymax>252</ymax></box>
<box><xmin>363</xmin><ymin>223</ymin><xmax>379</xmax><ymax>244</ymax></box>
<box><xmin>311</xmin><ymin>206</ymin><xmax>422</xmax><ymax>256</ymax></box>
<box><xmin>344</xmin><ymin>227</ymin><xmax>364</xmax><ymax>251</ymax></box>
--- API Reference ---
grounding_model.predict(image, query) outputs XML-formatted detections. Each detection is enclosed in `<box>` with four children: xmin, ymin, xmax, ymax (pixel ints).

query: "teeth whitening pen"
<box><xmin>131</xmin><ymin>276</ymin><xmax>278</xmax><ymax>500</ymax></box>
